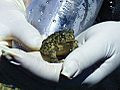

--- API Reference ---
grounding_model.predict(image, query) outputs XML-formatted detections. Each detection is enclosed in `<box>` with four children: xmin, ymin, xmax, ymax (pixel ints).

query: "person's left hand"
<box><xmin>0</xmin><ymin>0</ymin><xmax>43</xmax><ymax>50</ymax></box>
<box><xmin>61</xmin><ymin>21</ymin><xmax>120</xmax><ymax>86</ymax></box>
<box><xmin>0</xmin><ymin>0</ymin><xmax>63</xmax><ymax>82</ymax></box>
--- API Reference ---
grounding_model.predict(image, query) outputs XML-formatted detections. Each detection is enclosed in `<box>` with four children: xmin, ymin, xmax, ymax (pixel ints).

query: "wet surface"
<box><xmin>27</xmin><ymin>0</ymin><xmax>102</xmax><ymax>38</ymax></box>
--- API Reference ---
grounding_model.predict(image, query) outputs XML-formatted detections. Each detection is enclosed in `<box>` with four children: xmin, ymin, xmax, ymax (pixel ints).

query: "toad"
<box><xmin>40</xmin><ymin>29</ymin><xmax>78</xmax><ymax>63</ymax></box>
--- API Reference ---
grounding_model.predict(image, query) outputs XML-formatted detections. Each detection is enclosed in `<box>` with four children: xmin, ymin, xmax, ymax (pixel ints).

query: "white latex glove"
<box><xmin>0</xmin><ymin>0</ymin><xmax>63</xmax><ymax>82</ymax></box>
<box><xmin>3</xmin><ymin>48</ymin><xmax>62</xmax><ymax>82</ymax></box>
<box><xmin>61</xmin><ymin>21</ymin><xmax>120</xmax><ymax>86</ymax></box>
<box><xmin>0</xmin><ymin>0</ymin><xmax>42</xmax><ymax>51</ymax></box>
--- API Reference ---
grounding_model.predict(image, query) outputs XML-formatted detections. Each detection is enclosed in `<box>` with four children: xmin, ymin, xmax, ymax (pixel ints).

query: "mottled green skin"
<box><xmin>40</xmin><ymin>29</ymin><xmax>78</xmax><ymax>63</ymax></box>
<box><xmin>0</xmin><ymin>83</ymin><xmax>20</xmax><ymax>90</ymax></box>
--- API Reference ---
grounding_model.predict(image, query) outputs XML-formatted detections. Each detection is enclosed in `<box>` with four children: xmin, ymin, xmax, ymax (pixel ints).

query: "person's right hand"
<box><xmin>61</xmin><ymin>21</ymin><xmax>120</xmax><ymax>86</ymax></box>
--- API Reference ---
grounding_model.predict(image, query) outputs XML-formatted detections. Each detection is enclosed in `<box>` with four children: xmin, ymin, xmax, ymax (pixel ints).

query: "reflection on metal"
<box><xmin>27</xmin><ymin>0</ymin><xmax>103</xmax><ymax>38</ymax></box>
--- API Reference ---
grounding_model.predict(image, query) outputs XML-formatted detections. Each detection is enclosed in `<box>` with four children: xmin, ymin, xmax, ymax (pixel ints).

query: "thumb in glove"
<box><xmin>61</xmin><ymin>21</ymin><xmax>120</xmax><ymax>85</ymax></box>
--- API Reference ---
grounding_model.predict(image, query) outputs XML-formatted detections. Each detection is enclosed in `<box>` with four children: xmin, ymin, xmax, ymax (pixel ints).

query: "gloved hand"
<box><xmin>0</xmin><ymin>0</ymin><xmax>63</xmax><ymax>82</ymax></box>
<box><xmin>0</xmin><ymin>0</ymin><xmax>42</xmax><ymax>51</ymax></box>
<box><xmin>61</xmin><ymin>21</ymin><xmax>120</xmax><ymax>86</ymax></box>
<box><xmin>3</xmin><ymin>48</ymin><xmax>62</xmax><ymax>82</ymax></box>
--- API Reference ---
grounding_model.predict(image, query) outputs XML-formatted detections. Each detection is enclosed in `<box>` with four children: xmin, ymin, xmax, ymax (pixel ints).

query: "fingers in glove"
<box><xmin>82</xmin><ymin>53</ymin><xmax>120</xmax><ymax>86</ymax></box>
<box><xmin>10</xmin><ymin>15</ymin><xmax>43</xmax><ymax>50</ymax></box>
<box><xmin>6</xmin><ymin>48</ymin><xmax>63</xmax><ymax>82</ymax></box>
<box><xmin>62</xmin><ymin>21</ymin><xmax>120</xmax><ymax>82</ymax></box>
<box><xmin>61</xmin><ymin>60</ymin><xmax>79</xmax><ymax>79</ymax></box>
<box><xmin>61</xmin><ymin>33</ymin><xmax>112</xmax><ymax>78</ymax></box>
<box><xmin>0</xmin><ymin>41</ymin><xmax>10</xmax><ymax>46</ymax></box>
<box><xmin>0</xmin><ymin>45</ymin><xmax>21</xmax><ymax>65</ymax></box>
<box><xmin>0</xmin><ymin>23</ymin><xmax>12</xmax><ymax>41</ymax></box>
<box><xmin>0</xmin><ymin>45</ymin><xmax>21</xmax><ymax>57</ymax></box>
<box><xmin>0</xmin><ymin>23</ymin><xmax>14</xmax><ymax>56</ymax></box>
